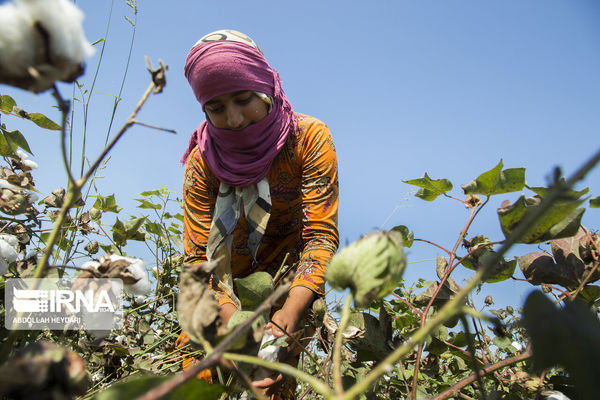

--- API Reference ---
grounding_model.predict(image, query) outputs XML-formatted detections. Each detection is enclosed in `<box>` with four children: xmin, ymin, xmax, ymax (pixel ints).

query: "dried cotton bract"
<box><xmin>326</xmin><ymin>230</ymin><xmax>406</xmax><ymax>308</ymax></box>
<box><xmin>177</xmin><ymin>262</ymin><xmax>221</xmax><ymax>347</ymax></box>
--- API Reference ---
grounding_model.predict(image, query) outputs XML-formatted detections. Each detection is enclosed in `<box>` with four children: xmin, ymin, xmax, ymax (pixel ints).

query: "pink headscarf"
<box><xmin>181</xmin><ymin>38</ymin><xmax>297</xmax><ymax>187</ymax></box>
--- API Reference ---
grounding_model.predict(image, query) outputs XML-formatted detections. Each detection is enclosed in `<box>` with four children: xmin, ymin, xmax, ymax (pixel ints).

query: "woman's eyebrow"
<box><xmin>205</xmin><ymin>90</ymin><xmax>250</xmax><ymax>106</ymax></box>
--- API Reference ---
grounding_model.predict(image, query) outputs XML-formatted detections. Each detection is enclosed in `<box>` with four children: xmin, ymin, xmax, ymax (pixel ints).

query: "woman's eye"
<box><xmin>235</xmin><ymin>94</ymin><xmax>253</xmax><ymax>105</ymax></box>
<box><xmin>206</xmin><ymin>105</ymin><xmax>224</xmax><ymax>113</ymax></box>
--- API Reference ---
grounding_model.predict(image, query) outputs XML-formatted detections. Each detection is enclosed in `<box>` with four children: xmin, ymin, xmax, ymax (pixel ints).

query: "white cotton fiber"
<box><xmin>16</xmin><ymin>0</ymin><xmax>94</xmax><ymax>63</ymax></box>
<box><xmin>0</xmin><ymin>2</ymin><xmax>35</xmax><ymax>76</ymax></box>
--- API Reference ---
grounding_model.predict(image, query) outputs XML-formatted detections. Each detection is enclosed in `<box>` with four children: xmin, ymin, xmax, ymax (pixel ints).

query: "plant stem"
<box><xmin>460</xmin><ymin>315</ymin><xmax>487</xmax><ymax>399</ymax></box>
<box><xmin>223</xmin><ymin>352</ymin><xmax>333</xmax><ymax>398</ymax></box>
<box><xmin>80</xmin><ymin>80</ymin><xmax>154</xmax><ymax>184</ymax></box>
<box><xmin>333</xmin><ymin>294</ymin><xmax>352</xmax><ymax>395</ymax></box>
<box><xmin>432</xmin><ymin>348</ymin><xmax>532</xmax><ymax>400</ymax></box>
<box><xmin>410</xmin><ymin>203</ymin><xmax>481</xmax><ymax>398</ymax></box>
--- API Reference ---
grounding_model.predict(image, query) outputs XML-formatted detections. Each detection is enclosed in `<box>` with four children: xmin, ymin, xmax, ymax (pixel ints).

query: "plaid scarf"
<box><xmin>206</xmin><ymin>177</ymin><xmax>271</xmax><ymax>306</ymax></box>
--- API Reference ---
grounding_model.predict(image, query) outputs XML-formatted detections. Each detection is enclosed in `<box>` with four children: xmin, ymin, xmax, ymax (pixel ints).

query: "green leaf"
<box><xmin>125</xmin><ymin>216</ymin><xmax>147</xmax><ymax>237</ymax></box>
<box><xmin>135</xmin><ymin>198</ymin><xmax>162</xmax><ymax>210</ymax></box>
<box><xmin>234</xmin><ymin>271</ymin><xmax>273</xmax><ymax>309</ymax></box>
<box><xmin>93</xmin><ymin>375</ymin><xmax>225</xmax><ymax>400</ymax></box>
<box><xmin>493</xmin><ymin>335</ymin><xmax>512</xmax><ymax>350</ymax></box>
<box><xmin>139</xmin><ymin>189</ymin><xmax>164</xmax><ymax>197</ymax></box>
<box><xmin>345</xmin><ymin>312</ymin><xmax>392</xmax><ymax>362</ymax></box>
<box><xmin>0</xmin><ymin>94</ymin><xmax>16</xmax><ymax>113</ymax></box>
<box><xmin>112</xmin><ymin>218</ymin><xmax>127</xmax><ymax>246</ymax></box>
<box><xmin>260</xmin><ymin>335</ymin><xmax>289</xmax><ymax>350</ymax></box>
<box><xmin>451</xmin><ymin>332</ymin><xmax>476</xmax><ymax>348</ymax></box>
<box><xmin>591</xmin><ymin>196</ymin><xmax>600</xmax><ymax>208</ymax></box>
<box><xmin>477</xmin><ymin>252</ymin><xmax>517</xmax><ymax>283</ymax></box>
<box><xmin>0</xmin><ymin>129</ymin><xmax>13</xmax><ymax>156</ymax></box>
<box><xmin>403</xmin><ymin>173</ymin><xmax>453</xmax><ymax>201</ymax></box>
<box><xmin>93</xmin><ymin>194</ymin><xmax>123</xmax><ymax>213</ymax></box>
<box><xmin>528</xmin><ymin>185</ymin><xmax>589</xmax><ymax>200</ymax></box>
<box><xmin>390</xmin><ymin>225</ymin><xmax>414</xmax><ymax>247</ymax></box>
<box><xmin>497</xmin><ymin>195</ymin><xmax>585</xmax><ymax>244</ymax></box>
<box><xmin>27</xmin><ymin>112</ymin><xmax>61</xmax><ymax>130</ymax></box>
<box><xmin>144</xmin><ymin>221</ymin><xmax>163</xmax><ymax>235</ymax></box>
<box><xmin>576</xmin><ymin>285</ymin><xmax>600</xmax><ymax>305</ymax></box>
<box><xmin>0</xmin><ymin>127</ymin><xmax>32</xmax><ymax>156</ymax></box>
<box><xmin>522</xmin><ymin>290</ymin><xmax>600</xmax><ymax>400</ymax></box>
<box><xmin>168</xmin><ymin>226</ymin><xmax>182</xmax><ymax>235</ymax></box>
<box><xmin>461</xmin><ymin>160</ymin><xmax>525</xmax><ymax>196</ymax></box>
<box><xmin>99</xmin><ymin>243</ymin><xmax>122</xmax><ymax>255</ymax></box>
<box><xmin>91</xmin><ymin>38</ymin><xmax>105</xmax><ymax>46</ymax></box>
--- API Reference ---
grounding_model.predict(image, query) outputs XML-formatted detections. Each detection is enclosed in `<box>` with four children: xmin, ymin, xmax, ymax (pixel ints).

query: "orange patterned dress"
<box><xmin>179</xmin><ymin>113</ymin><xmax>338</xmax><ymax>399</ymax></box>
<box><xmin>182</xmin><ymin>113</ymin><xmax>339</xmax><ymax>304</ymax></box>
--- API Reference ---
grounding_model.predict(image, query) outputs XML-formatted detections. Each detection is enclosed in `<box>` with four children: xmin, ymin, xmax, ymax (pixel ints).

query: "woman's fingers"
<box><xmin>251</xmin><ymin>373</ymin><xmax>283</xmax><ymax>388</ymax></box>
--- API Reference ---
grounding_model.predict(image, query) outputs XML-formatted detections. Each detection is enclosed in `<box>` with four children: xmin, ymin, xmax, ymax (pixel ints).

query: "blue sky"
<box><xmin>2</xmin><ymin>0</ymin><xmax>600</xmax><ymax>307</ymax></box>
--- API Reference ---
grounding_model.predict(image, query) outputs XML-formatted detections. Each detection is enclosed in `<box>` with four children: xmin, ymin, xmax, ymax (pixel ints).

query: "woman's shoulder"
<box><xmin>185</xmin><ymin>146</ymin><xmax>217</xmax><ymax>182</ymax></box>
<box><xmin>295</xmin><ymin>112</ymin><xmax>329</xmax><ymax>132</ymax></box>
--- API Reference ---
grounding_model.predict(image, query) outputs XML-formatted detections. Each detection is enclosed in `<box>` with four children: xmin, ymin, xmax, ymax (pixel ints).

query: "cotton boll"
<box><xmin>106</xmin><ymin>255</ymin><xmax>151</xmax><ymax>295</ymax></box>
<box><xmin>17</xmin><ymin>0</ymin><xmax>94</xmax><ymax>62</ymax></box>
<box><xmin>0</xmin><ymin>0</ymin><xmax>94</xmax><ymax>92</ymax></box>
<box><xmin>15</xmin><ymin>150</ymin><xmax>28</xmax><ymax>161</ymax></box>
<box><xmin>0</xmin><ymin>258</ymin><xmax>8</xmax><ymax>274</ymax></box>
<box><xmin>21</xmin><ymin>159</ymin><xmax>38</xmax><ymax>171</ymax></box>
<box><xmin>0</xmin><ymin>234</ymin><xmax>19</xmax><ymax>263</ymax></box>
<box><xmin>24</xmin><ymin>190</ymin><xmax>38</xmax><ymax>202</ymax></box>
<box><xmin>80</xmin><ymin>260</ymin><xmax>100</xmax><ymax>271</ymax></box>
<box><xmin>0</xmin><ymin>179</ymin><xmax>23</xmax><ymax>191</ymax></box>
<box><xmin>24</xmin><ymin>248</ymin><xmax>38</xmax><ymax>259</ymax></box>
<box><xmin>0</xmin><ymin>2</ymin><xmax>36</xmax><ymax>77</ymax></box>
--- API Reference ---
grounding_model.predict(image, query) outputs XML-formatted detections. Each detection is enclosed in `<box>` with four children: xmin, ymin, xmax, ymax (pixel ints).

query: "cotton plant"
<box><xmin>0</xmin><ymin>0</ymin><xmax>95</xmax><ymax>92</ymax></box>
<box><xmin>15</xmin><ymin>150</ymin><xmax>38</xmax><ymax>172</ymax></box>
<box><xmin>79</xmin><ymin>254</ymin><xmax>152</xmax><ymax>296</ymax></box>
<box><xmin>0</xmin><ymin>234</ymin><xmax>19</xmax><ymax>274</ymax></box>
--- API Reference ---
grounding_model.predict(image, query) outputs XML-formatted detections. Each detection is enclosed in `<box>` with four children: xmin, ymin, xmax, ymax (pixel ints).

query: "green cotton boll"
<box><xmin>225</xmin><ymin>310</ymin><xmax>266</xmax><ymax>353</ymax></box>
<box><xmin>326</xmin><ymin>231</ymin><xmax>407</xmax><ymax>309</ymax></box>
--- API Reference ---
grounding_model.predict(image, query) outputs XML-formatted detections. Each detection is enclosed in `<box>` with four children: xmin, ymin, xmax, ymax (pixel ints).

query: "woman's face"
<box><xmin>204</xmin><ymin>90</ymin><xmax>269</xmax><ymax>130</ymax></box>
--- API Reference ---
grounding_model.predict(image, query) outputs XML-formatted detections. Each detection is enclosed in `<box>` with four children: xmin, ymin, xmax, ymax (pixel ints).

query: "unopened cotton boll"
<box><xmin>0</xmin><ymin>0</ymin><xmax>94</xmax><ymax>92</ymax></box>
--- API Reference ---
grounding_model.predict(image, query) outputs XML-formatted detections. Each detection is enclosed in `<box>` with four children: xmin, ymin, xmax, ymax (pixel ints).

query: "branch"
<box><xmin>223</xmin><ymin>352</ymin><xmax>333</xmax><ymax>398</ymax></box>
<box><xmin>131</xmin><ymin>119</ymin><xmax>177</xmax><ymax>134</ymax></box>
<box><xmin>432</xmin><ymin>348</ymin><xmax>532</xmax><ymax>400</ymax></box>
<box><xmin>333</xmin><ymin>294</ymin><xmax>352</xmax><ymax>395</ymax></box>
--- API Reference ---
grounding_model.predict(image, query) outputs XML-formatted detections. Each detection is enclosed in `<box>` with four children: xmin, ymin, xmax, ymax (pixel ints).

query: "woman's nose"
<box><xmin>226</xmin><ymin>106</ymin><xmax>245</xmax><ymax>130</ymax></box>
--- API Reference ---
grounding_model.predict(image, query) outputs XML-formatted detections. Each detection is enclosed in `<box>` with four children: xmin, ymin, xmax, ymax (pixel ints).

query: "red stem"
<box><xmin>432</xmin><ymin>348</ymin><xmax>532</xmax><ymax>400</ymax></box>
<box><xmin>411</xmin><ymin>197</ymin><xmax>489</xmax><ymax>399</ymax></box>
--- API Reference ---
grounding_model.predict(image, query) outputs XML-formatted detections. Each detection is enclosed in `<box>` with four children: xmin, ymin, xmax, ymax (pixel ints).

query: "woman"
<box><xmin>178</xmin><ymin>29</ymin><xmax>339</xmax><ymax>398</ymax></box>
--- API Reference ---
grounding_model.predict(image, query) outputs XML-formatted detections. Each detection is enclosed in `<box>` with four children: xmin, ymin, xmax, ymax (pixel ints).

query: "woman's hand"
<box><xmin>252</xmin><ymin>286</ymin><xmax>315</xmax><ymax>393</ymax></box>
<box><xmin>219</xmin><ymin>302</ymin><xmax>238</xmax><ymax>328</ymax></box>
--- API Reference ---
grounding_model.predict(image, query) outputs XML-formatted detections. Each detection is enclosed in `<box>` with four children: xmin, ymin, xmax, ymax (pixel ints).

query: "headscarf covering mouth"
<box><xmin>181</xmin><ymin>29</ymin><xmax>296</xmax><ymax>187</ymax></box>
